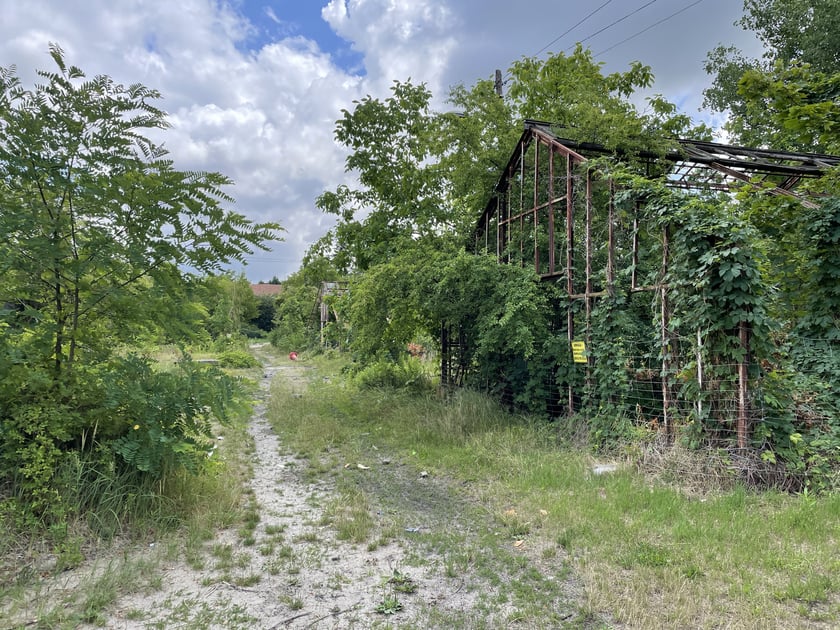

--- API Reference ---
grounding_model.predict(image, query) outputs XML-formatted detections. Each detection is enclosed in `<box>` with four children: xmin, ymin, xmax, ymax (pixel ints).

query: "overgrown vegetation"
<box><xmin>267</xmin><ymin>359</ymin><xmax>840</xmax><ymax>628</ymax></box>
<box><xmin>292</xmin><ymin>0</ymin><xmax>840</xmax><ymax>491</ymax></box>
<box><xmin>0</xmin><ymin>46</ymin><xmax>278</xmax><ymax>549</ymax></box>
<box><xmin>2</xmin><ymin>0</ymin><xmax>839</xmax><ymax>623</ymax></box>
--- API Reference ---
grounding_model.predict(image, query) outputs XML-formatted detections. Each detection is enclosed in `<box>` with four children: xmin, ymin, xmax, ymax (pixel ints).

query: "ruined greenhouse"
<box><xmin>445</xmin><ymin>120</ymin><xmax>840</xmax><ymax>453</ymax></box>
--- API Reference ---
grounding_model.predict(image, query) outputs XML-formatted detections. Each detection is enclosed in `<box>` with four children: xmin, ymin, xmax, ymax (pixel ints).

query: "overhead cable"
<box><xmin>532</xmin><ymin>0</ymin><xmax>615</xmax><ymax>57</ymax></box>
<box><xmin>595</xmin><ymin>0</ymin><xmax>706</xmax><ymax>56</ymax></box>
<box><xmin>565</xmin><ymin>0</ymin><xmax>660</xmax><ymax>51</ymax></box>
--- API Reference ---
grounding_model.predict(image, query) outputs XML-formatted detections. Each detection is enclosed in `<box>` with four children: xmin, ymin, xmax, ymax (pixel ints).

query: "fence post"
<box><xmin>696</xmin><ymin>328</ymin><xmax>704</xmax><ymax>421</ymax></box>
<box><xmin>737</xmin><ymin>322</ymin><xmax>749</xmax><ymax>449</ymax></box>
<box><xmin>661</xmin><ymin>226</ymin><xmax>672</xmax><ymax>441</ymax></box>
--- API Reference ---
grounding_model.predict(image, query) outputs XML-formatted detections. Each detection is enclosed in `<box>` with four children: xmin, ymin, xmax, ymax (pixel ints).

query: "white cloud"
<box><xmin>0</xmin><ymin>0</ymin><xmax>763</xmax><ymax>281</ymax></box>
<box><xmin>322</xmin><ymin>0</ymin><xmax>457</xmax><ymax>95</ymax></box>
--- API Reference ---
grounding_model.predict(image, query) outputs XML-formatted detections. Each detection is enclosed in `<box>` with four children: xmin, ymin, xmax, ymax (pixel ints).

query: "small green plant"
<box><xmin>234</xmin><ymin>574</ymin><xmax>261</xmax><ymax>587</ymax></box>
<box><xmin>281</xmin><ymin>594</ymin><xmax>304</xmax><ymax>610</ymax></box>
<box><xmin>354</xmin><ymin>358</ymin><xmax>431</xmax><ymax>392</ymax></box>
<box><xmin>50</xmin><ymin>524</ymin><xmax>84</xmax><ymax>572</ymax></box>
<box><xmin>295</xmin><ymin>531</ymin><xmax>319</xmax><ymax>543</ymax></box>
<box><xmin>264</xmin><ymin>524</ymin><xmax>286</xmax><ymax>536</ymax></box>
<box><xmin>374</xmin><ymin>594</ymin><xmax>403</xmax><ymax>615</ymax></box>
<box><xmin>322</xmin><ymin>488</ymin><xmax>374</xmax><ymax>544</ymax></box>
<box><xmin>388</xmin><ymin>569</ymin><xmax>418</xmax><ymax>594</ymax></box>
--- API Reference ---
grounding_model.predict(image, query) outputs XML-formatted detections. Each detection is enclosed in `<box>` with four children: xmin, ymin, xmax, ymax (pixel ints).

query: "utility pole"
<box><xmin>494</xmin><ymin>69</ymin><xmax>503</xmax><ymax>97</ymax></box>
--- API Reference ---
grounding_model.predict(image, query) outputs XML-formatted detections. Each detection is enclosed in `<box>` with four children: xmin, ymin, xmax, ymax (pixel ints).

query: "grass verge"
<box><xmin>266</xmin><ymin>357</ymin><xmax>840</xmax><ymax>629</ymax></box>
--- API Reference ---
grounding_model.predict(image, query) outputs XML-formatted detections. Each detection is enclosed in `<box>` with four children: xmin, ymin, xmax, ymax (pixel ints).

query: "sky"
<box><xmin>0</xmin><ymin>0</ymin><xmax>762</xmax><ymax>282</ymax></box>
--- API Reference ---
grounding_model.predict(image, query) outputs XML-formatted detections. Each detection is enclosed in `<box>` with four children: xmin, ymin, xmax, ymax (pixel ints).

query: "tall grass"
<box><xmin>0</xmin><ymin>383</ymin><xmax>254</xmax><ymax>627</ymax></box>
<box><xmin>267</xmin><ymin>362</ymin><xmax>840</xmax><ymax>629</ymax></box>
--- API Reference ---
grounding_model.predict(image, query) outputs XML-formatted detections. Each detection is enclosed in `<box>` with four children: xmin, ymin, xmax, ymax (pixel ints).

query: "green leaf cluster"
<box><xmin>109</xmin><ymin>355</ymin><xmax>240</xmax><ymax>476</ymax></box>
<box><xmin>269</xmin><ymin>256</ymin><xmax>341</xmax><ymax>352</ymax></box>
<box><xmin>0</xmin><ymin>47</ymin><xmax>276</xmax><ymax>521</ymax></box>
<box><xmin>704</xmin><ymin>0</ymin><xmax>840</xmax><ymax>151</ymax></box>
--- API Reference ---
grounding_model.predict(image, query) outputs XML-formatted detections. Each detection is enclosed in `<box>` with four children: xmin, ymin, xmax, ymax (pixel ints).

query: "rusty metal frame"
<box><xmin>468</xmin><ymin>120</ymin><xmax>840</xmax><ymax>442</ymax></box>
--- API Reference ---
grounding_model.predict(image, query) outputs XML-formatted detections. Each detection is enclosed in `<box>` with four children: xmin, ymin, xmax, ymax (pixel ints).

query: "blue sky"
<box><xmin>236</xmin><ymin>1</ymin><xmax>365</xmax><ymax>73</ymax></box>
<box><xmin>0</xmin><ymin>1</ymin><xmax>762</xmax><ymax>282</ymax></box>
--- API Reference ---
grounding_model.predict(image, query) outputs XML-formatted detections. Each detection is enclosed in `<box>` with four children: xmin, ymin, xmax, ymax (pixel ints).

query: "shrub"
<box><xmin>354</xmin><ymin>358</ymin><xmax>431</xmax><ymax>392</ymax></box>
<box><xmin>217</xmin><ymin>349</ymin><xmax>260</xmax><ymax>369</ymax></box>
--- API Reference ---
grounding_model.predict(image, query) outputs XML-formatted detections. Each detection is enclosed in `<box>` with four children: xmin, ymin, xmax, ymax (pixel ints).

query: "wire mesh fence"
<box><xmin>441</xmin><ymin>327</ymin><xmax>839</xmax><ymax>491</ymax></box>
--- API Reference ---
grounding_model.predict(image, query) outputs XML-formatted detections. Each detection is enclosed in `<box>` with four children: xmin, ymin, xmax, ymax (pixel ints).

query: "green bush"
<box><xmin>109</xmin><ymin>355</ymin><xmax>242</xmax><ymax>477</ymax></box>
<box><xmin>0</xmin><ymin>352</ymin><xmax>244</xmax><ymax>524</ymax></box>
<box><xmin>354</xmin><ymin>358</ymin><xmax>431</xmax><ymax>392</ymax></box>
<box><xmin>217</xmin><ymin>349</ymin><xmax>260</xmax><ymax>368</ymax></box>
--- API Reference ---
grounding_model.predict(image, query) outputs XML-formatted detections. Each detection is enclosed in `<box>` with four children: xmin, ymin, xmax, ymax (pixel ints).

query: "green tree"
<box><xmin>314</xmin><ymin>80</ymin><xmax>449</xmax><ymax>272</ymax></box>
<box><xmin>270</xmin><ymin>256</ymin><xmax>341</xmax><ymax>352</ymax></box>
<box><xmin>200</xmin><ymin>273</ymin><xmax>259</xmax><ymax>341</ymax></box>
<box><xmin>704</xmin><ymin>0</ymin><xmax>840</xmax><ymax>147</ymax></box>
<box><xmin>252</xmin><ymin>295</ymin><xmax>277</xmax><ymax>333</ymax></box>
<box><xmin>432</xmin><ymin>79</ymin><xmax>519</xmax><ymax>241</ymax></box>
<box><xmin>0</xmin><ymin>46</ymin><xmax>280</xmax><ymax>374</ymax></box>
<box><xmin>0</xmin><ymin>46</ymin><xmax>280</xmax><ymax>519</ymax></box>
<box><xmin>343</xmin><ymin>248</ymin><xmax>432</xmax><ymax>361</ymax></box>
<box><xmin>736</xmin><ymin>63</ymin><xmax>840</xmax><ymax>154</ymax></box>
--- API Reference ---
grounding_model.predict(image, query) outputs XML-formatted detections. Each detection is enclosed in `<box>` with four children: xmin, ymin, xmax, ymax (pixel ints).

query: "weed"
<box><xmin>775</xmin><ymin>574</ymin><xmax>833</xmax><ymax>604</ymax></box>
<box><xmin>280</xmin><ymin>594</ymin><xmax>304</xmax><ymax>610</ymax></box>
<box><xmin>211</xmin><ymin>543</ymin><xmax>234</xmax><ymax>562</ymax></box>
<box><xmin>621</xmin><ymin>542</ymin><xmax>671</xmax><ymax>569</ymax></box>
<box><xmin>388</xmin><ymin>569</ymin><xmax>418</xmax><ymax>594</ymax></box>
<box><xmin>497</xmin><ymin>508</ymin><xmax>531</xmax><ymax>538</ymax></box>
<box><xmin>234</xmin><ymin>574</ymin><xmax>261</xmax><ymax>587</ymax></box>
<box><xmin>295</xmin><ymin>531</ymin><xmax>319</xmax><ymax>543</ymax></box>
<box><xmin>264</xmin><ymin>524</ymin><xmax>286</xmax><ymax>536</ymax></box>
<box><xmin>327</xmin><ymin>570</ymin><xmax>350</xmax><ymax>590</ymax></box>
<box><xmin>322</xmin><ymin>487</ymin><xmax>375</xmax><ymax>544</ymax></box>
<box><xmin>374</xmin><ymin>594</ymin><xmax>403</xmax><ymax>615</ymax></box>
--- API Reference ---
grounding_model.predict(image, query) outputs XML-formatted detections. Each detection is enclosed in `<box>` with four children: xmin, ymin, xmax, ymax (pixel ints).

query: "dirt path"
<box><xmin>7</xmin><ymin>349</ymin><xmax>594</xmax><ymax>629</ymax></box>
<box><xmin>97</xmin><ymin>358</ymin><xmax>419</xmax><ymax>629</ymax></box>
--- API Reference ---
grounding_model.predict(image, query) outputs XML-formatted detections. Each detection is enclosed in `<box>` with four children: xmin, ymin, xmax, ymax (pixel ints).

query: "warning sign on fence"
<box><xmin>571</xmin><ymin>340</ymin><xmax>587</xmax><ymax>364</ymax></box>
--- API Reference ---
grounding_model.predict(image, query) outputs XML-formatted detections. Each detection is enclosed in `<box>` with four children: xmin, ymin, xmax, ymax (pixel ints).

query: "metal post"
<box><xmin>585</xmin><ymin>170</ymin><xmax>593</xmax><ymax>393</ymax></box>
<box><xmin>548</xmin><ymin>146</ymin><xmax>556</xmax><ymax>275</ymax></box>
<box><xmin>696</xmin><ymin>328</ymin><xmax>704</xmax><ymax>421</ymax></box>
<box><xmin>737</xmin><ymin>322</ymin><xmax>749</xmax><ymax>449</ymax></box>
<box><xmin>661</xmin><ymin>226</ymin><xmax>672</xmax><ymax>440</ymax></box>
<box><xmin>566</xmin><ymin>154</ymin><xmax>575</xmax><ymax>414</ymax></box>
<box><xmin>607</xmin><ymin>180</ymin><xmax>615</xmax><ymax>296</ymax></box>
<box><xmin>534</xmin><ymin>140</ymin><xmax>540</xmax><ymax>273</ymax></box>
<box><xmin>632</xmin><ymin>203</ymin><xmax>640</xmax><ymax>291</ymax></box>
<box><xmin>520</xmin><ymin>143</ymin><xmax>525</xmax><ymax>266</ymax></box>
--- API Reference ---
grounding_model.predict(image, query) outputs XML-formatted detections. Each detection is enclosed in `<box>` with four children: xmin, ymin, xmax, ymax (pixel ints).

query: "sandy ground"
<box><xmin>5</xmin><ymin>349</ymin><xmax>590</xmax><ymax>629</ymax></box>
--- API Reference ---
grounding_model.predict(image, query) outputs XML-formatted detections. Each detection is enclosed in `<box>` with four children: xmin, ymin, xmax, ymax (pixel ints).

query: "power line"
<box><xmin>566</xmin><ymin>0</ymin><xmax>660</xmax><ymax>51</ymax></box>
<box><xmin>502</xmin><ymin>0</ymin><xmax>615</xmax><ymax>85</ymax></box>
<box><xmin>595</xmin><ymin>0</ymin><xmax>706</xmax><ymax>56</ymax></box>
<box><xmin>533</xmin><ymin>0</ymin><xmax>615</xmax><ymax>57</ymax></box>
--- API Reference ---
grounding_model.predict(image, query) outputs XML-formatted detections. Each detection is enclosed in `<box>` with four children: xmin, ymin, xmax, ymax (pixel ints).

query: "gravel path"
<box><xmin>6</xmin><ymin>349</ymin><xmax>591</xmax><ymax>629</ymax></box>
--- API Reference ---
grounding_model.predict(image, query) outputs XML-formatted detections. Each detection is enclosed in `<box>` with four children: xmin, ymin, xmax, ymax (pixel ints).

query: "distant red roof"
<box><xmin>251</xmin><ymin>283</ymin><xmax>283</xmax><ymax>297</ymax></box>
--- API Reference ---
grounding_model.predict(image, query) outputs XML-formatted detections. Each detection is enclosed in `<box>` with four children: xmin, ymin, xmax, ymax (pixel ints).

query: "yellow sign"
<box><xmin>571</xmin><ymin>341</ymin><xmax>588</xmax><ymax>364</ymax></box>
